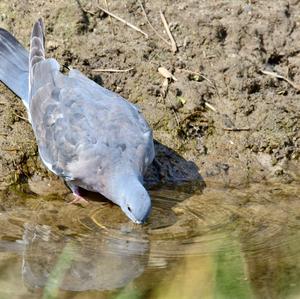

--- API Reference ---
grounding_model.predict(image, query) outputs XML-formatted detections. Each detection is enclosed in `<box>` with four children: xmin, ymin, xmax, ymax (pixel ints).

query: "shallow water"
<box><xmin>0</xmin><ymin>182</ymin><xmax>299</xmax><ymax>299</ymax></box>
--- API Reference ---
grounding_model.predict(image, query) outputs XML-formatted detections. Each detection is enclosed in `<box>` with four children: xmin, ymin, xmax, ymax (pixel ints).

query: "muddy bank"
<box><xmin>0</xmin><ymin>0</ymin><xmax>299</xmax><ymax>194</ymax></box>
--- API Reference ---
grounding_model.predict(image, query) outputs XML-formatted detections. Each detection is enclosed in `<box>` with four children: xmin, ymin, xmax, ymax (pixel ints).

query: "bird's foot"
<box><xmin>65</xmin><ymin>182</ymin><xmax>89</xmax><ymax>207</ymax></box>
<box><xmin>68</xmin><ymin>194</ymin><xmax>89</xmax><ymax>207</ymax></box>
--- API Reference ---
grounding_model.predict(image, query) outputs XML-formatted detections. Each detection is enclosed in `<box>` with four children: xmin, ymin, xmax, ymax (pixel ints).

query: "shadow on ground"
<box><xmin>145</xmin><ymin>140</ymin><xmax>205</xmax><ymax>193</ymax></box>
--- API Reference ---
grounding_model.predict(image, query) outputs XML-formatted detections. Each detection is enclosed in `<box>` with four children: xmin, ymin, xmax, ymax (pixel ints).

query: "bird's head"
<box><xmin>121</xmin><ymin>187</ymin><xmax>151</xmax><ymax>224</ymax></box>
<box><xmin>110</xmin><ymin>174</ymin><xmax>152</xmax><ymax>224</ymax></box>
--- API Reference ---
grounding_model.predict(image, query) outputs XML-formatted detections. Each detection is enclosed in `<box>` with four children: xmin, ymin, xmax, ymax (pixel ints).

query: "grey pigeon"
<box><xmin>0</xmin><ymin>19</ymin><xmax>155</xmax><ymax>223</ymax></box>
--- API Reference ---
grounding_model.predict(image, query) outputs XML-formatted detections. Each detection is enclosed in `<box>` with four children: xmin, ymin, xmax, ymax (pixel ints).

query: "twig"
<box><xmin>222</xmin><ymin>127</ymin><xmax>251</xmax><ymax>131</ymax></box>
<box><xmin>97</xmin><ymin>6</ymin><xmax>148</xmax><ymax>38</ymax></box>
<box><xmin>0</xmin><ymin>133</ymin><xmax>8</xmax><ymax>136</ymax></box>
<box><xmin>205</xmin><ymin>102</ymin><xmax>218</xmax><ymax>113</ymax></box>
<box><xmin>3</xmin><ymin>148</ymin><xmax>18</xmax><ymax>151</ymax></box>
<box><xmin>172</xmin><ymin>109</ymin><xmax>180</xmax><ymax>127</ymax></box>
<box><xmin>0</xmin><ymin>102</ymin><xmax>6</xmax><ymax>104</ymax></box>
<box><xmin>159</xmin><ymin>10</ymin><xmax>177</xmax><ymax>53</ymax></box>
<box><xmin>260</xmin><ymin>69</ymin><xmax>300</xmax><ymax>91</ymax></box>
<box><xmin>13</xmin><ymin>112</ymin><xmax>28</xmax><ymax>122</ymax></box>
<box><xmin>137</xmin><ymin>0</ymin><xmax>171</xmax><ymax>46</ymax></box>
<box><xmin>92</xmin><ymin>67</ymin><xmax>134</xmax><ymax>73</ymax></box>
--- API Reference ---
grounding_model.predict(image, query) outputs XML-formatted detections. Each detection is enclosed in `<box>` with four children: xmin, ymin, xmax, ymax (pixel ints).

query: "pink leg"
<box><xmin>68</xmin><ymin>193</ymin><xmax>89</xmax><ymax>205</ymax></box>
<box><xmin>65</xmin><ymin>181</ymin><xmax>89</xmax><ymax>206</ymax></box>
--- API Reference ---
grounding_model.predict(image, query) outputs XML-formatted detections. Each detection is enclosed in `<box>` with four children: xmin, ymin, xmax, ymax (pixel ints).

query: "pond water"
<box><xmin>0</xmin><ymin>182</ymin><xmax>299</xmax><ymax>299</ymax></box>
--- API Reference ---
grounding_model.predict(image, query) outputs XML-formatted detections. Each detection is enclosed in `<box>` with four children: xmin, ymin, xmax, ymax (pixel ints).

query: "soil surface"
<box><xmin>0</xmin><ymin>0</ymin><xmax>300</xmax><ymax>194</ymax></box>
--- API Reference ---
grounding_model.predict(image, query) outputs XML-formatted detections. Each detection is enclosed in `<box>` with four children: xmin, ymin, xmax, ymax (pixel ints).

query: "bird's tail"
<box><xmin>0</xmin><ymin>28</ymin><xmax>29</xmax><ymax>106</ymax></box>
<box><xmin>29</xmin><ymin>19</ymin><xmax>45</xmax><ymax>90</ymax></box>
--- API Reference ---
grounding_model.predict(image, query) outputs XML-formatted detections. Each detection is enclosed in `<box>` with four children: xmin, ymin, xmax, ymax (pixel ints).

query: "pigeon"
<box><xmin>0</xmin><ymin>19</ymin><xmax>155</xmax><ymax>224</ymax></box>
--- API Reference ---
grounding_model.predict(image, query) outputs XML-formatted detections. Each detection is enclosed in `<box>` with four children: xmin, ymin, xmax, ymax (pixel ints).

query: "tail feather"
<box><xmin>29</xmin><ymin>19</ymin><xmax>45</xmax><ymax>87</ymax></box>
<box><xmin>28</xmin><ymin>19</ymin><xmax>60</xmax><ymax>99</ymax></box>
<box><xmin>0</xmin><ymin>28</ymin><xmax>29</xmax><ymax>104</ymax></box>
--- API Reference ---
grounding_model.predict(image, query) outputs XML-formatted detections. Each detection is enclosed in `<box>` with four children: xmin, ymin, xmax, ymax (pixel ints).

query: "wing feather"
<box><xmin>30</xmin><ymin>66</ymin><xmax>154</xmax><ymax>187</ymax></box>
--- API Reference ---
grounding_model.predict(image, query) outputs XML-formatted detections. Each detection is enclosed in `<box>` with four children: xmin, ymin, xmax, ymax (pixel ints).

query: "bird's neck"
<box><xmin>104</xmin><ymin>172</ymin><xmax>144</xmax><ymax>204</ymax></box>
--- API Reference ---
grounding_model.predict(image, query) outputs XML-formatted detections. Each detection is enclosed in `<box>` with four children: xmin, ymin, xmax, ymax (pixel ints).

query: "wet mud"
<box><xmin>0</xmin><ymin>0</ymin><xmax>299</xmax><ymax>192</ymax></box>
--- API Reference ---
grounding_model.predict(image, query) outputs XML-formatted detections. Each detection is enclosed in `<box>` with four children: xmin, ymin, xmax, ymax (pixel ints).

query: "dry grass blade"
<box><xmin>158</xmin><ymin>67</ymin><xmax>177</xmax><ymax>81</ymax></box>
<box><xmin>97</xmin><ymin>5</ymin><xmax>148</xmax><ymax>38</ymax></box>
<box><xmin>159</xmin><ymin>10</ymin><xmax>177</xmax><ymax>53</ymax></box>
<box><xmin>137</xmin><ymin>0</ymin><xmax>171</xmax><ymax>46</ymax></box>
<box><xmin>204</xmin><ymin>102</ymin><xmax>218</xmax><ymax>113</ymax></box>
<box><xmin>13</xmin><ymin>112</ymin><xmax>28</xmax><ymax>122</ymax></box>
<box><xmin>260</xmin><ymin>69</ymin><xmax>300</xmax><ymax>91</ymax></box>
<box><xmin>172</xmin><ymin>109</ymin><xmax>180</xmax><ymax>126</ymax></box>
<box><xmin>222</xmin><ymin>127</ymin><xmax>251</xmax><ymax>131</ymax></box>
<box><xmin>92</xmin><ymin>67</ymin><xmax>134</xmax><ymax>73</ymax></box>
<box><xmin>3</xmin><ymin>148</ymin><xmax>18</xmax><ymax>152</ymax></box>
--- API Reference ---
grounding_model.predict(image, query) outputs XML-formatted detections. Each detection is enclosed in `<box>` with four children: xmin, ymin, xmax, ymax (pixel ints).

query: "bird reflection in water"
<box><xmin>21</xmin><ymin>223</ymin><xmax>149</xmax><ymax>292</ymax></box>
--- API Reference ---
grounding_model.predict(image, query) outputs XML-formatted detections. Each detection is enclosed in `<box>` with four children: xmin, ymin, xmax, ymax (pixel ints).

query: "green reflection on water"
<box><xmin>214</xmin><ymin>240</ymin><xmax>253</xmax><ymax>299</ymax></box>
<box><xmin>42</xmin><ymin>243</ymin><xmax>75</xmax><ymax>299</ymax></box>
<box><xmin>113</xmin><ymin>288</ymin><xmax>142</xmax><ymax>299</ymax></box>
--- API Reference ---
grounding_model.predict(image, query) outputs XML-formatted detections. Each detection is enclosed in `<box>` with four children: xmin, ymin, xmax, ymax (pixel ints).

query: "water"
<box><xmin>0</xmin><ymin>182</ymin><xmax>299</xmax><ymax>299</ymax></box>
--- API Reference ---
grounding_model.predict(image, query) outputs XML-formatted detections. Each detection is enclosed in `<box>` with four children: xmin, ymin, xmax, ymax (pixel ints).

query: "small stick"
<box><xmin>92</xmin><ymin>67</ymin><xmax>134</xmax><ymax>73</ymax></box>
<box><xmin>13</xmin><ymin>112</ymin><xmax>28</xmax><ymax>122</ymax></box>
<box><xmin>205</xmin><ymin>102</ymin><xmax>218</xmax><ymax>113</ymax></box>
<box><xmin>137</xmin><ymin>0</ymin><xmax>171</xmax><ymax>46</ymax></box>
<box><xmin>3</xmin><ymin>148</ymin><xmax>18</xmax><ymax>151</ymax></box>
<box><xmin>97</xmin><ymin>6</ymin><xmax>148</xmax><ymax>38</ymax></box>
<box><xmin>172</xmin><ymin>109</ymin><xmax>180</xmax><ymax>127</ymax></box>
<box><xmin>159</xmin><ymin>10</ymin><xmax>177</xmax><ymax>53</ymax></box>
<box><xmin>222</xmin><ymin>127</ymin><xmax>251</xmax><ymax>131</ymax></box>
<box><xmin>260</xmin><ymin>69</ymin><xmax>300</xmax><ymax>91</ymax></box>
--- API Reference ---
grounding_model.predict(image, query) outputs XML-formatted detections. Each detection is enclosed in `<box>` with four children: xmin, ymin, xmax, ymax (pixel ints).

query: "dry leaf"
<box><xmin>158</xmin><ymin>67</ymin><xmax>177</xmax><ymax>81</ymax></box>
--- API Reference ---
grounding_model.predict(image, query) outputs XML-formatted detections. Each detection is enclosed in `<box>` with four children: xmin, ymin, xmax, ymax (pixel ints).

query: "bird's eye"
<box><xmin>127</xmin><ymin>206</ymin><xmax>132</xmax><ymax>212</ymax></box>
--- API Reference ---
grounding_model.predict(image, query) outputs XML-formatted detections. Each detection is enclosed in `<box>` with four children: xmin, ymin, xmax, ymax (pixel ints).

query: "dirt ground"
<box><xmin>0</xmin><ymin>0</ymin><xmax>300</xmax><ymax>194</ymax></box>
